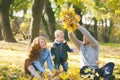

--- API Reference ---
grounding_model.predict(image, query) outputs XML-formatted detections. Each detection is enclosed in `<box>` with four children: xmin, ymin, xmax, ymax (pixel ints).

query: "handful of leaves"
<box><xmin>60</xmin><ymin>8</ymin><xmax>80</xmax><ymax>32</ymax></box>
<box><xmin>84</xmin><ymin>67</ymin><xmax>91</xmax><ymax>74</ymax></box>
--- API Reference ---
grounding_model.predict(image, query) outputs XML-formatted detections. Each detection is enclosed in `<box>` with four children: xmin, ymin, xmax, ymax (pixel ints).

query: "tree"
<box><xmin>93</xmin><ymin>17</ymin><xmax>98</xmax><ymax>40</ymax></box>
<box><xmin>45</xmin><ymin>0</ymin><xmax>56</xmax><ymax>41</ymax></box>
<box><xmin>99</xmin><ymin>0</ymin><xmax>120</xmax><ymax>23</ymax></box>
<box><xmin>42</xmin><ymin>15</ymin><xmax>52</xmax><ymax>40</ymax></box>
<box><xmin>0</xmin><ymin>12</ymin><xmax>3</xmax><ymax>40</ymax></box>
<box><xmin>102</xmin><ymin>19</ymin><xmax>113</xmax><ymax>43</ymax></box>
<box><xmin>29</xmin><ymin>0</ymin><xmax>45</xmax><ymax>45</ymax></box>
<box><xmin>0</xmin><ymin>22</ymin><xmax>3</xmax><ymax>40</ymax></box>
<box><xmin>0</xmin><ymin>0</ymin><xmax>16</xmax><ymax>42</ymax></box>
<box><xmin>74</xmin><ymin>5</ymin><xmax>84</xmax><ymax>40</ymax></box>
<box><xmin>92</xmin><ymin>0</ymin><xmax>120</xmax><ymax>42</ymax></box>
<box><xmin>53</xmin><ymin>0</ymin><xmax>87</xmax><ymax>40</ymax></box>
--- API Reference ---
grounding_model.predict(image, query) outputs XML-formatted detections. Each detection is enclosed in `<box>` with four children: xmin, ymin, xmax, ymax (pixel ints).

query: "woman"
<box><xmin>24</xmin><ymin>37</ymin><xmax>55</xmax><ymax>79</ymax></box>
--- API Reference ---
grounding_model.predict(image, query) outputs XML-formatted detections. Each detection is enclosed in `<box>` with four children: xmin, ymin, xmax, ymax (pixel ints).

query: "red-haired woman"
<box><xmin>24</xmin><ymin>37</ymin><xmax>54</xmax><ymax>79</ymax></box>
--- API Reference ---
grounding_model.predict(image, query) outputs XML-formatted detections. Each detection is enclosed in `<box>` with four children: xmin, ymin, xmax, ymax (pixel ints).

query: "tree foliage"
<box><xmin>0</xmin><ymin>0</ymin><xmax>120</xmax><ymax>42</ymax></box>
<box><xmin>11</xmin><ymin>0</ymin><xmax>31</xmax><ymax>11</ymax></box>
<box><xmin>10</xmin><ymin>0</ymin><xmax>32</xmax><ymax>19</ymax></box>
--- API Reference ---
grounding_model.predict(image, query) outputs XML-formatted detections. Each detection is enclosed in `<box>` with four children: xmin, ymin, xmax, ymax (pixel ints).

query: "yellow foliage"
<box><xmin>20</xmin><ymin>77</ymin><xmax>28</xmax><ymax>80</ymax></box>
<box><xmin>33</xmin><ymin>77</ymin><xmax>39</xmax><ymax>80</ymax></box>
<box><xmin>0</xmin><ymin>41</ymin><xmax>120</xmax><ymax>79</ymax></box>
<box><xmin>60</xmin><ymin>7</ymin><xmax>80</xmax><ymax>32</ymax></box>
<box><xmin>115</xmin><ymin>10</ymin><xmax>120</xmax><ymax>15</ymax></box>
<box><xmin>84</xmin><ymin>67</ymin><xmax>91</xmax><ymax>73</ymax></box>
<box><xmin>0</xmin><ymin>76</ymin><xmax>4</xmax><ymax>80</ymax></box>
<box><xmin>69</xmin><ymin>68</ymin><xmax>80</xmax><ymax>80</ymax></box>
<box><xmin>60</xmin><ymin>72</ymin><xmax>69</xmax><ymax>80</ymax></box>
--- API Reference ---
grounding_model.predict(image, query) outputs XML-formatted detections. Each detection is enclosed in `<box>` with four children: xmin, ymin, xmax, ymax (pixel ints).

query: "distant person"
<box><xmin>24</xmin><ymin>37</ymin><xmax>55</xmax><ymax>79</ymax></box>
<box><xmin>68</xmin><ymin>24</ymin><xmax>115</xmax><ymax>80</ymax></box>
<box><xmin>51</xmin><ymin>30</ymin><xmax>74</xmax><ymax>72</ymax></box>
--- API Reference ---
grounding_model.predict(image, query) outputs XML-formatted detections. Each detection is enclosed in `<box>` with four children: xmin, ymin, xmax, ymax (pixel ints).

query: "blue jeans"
<box><xmin>97</xmin><ymin>62</ymin><xmax>114</xmax><ymax>78</ymax></box>
<box><xmin>54</xmin><ymin>58</ymin><xmax>68</xmax><ymax>71</ymax></box>
<box><xmin>80</xmin><ymin>62</ymin><xmax>114</xmax><ymax>78</ymax></box>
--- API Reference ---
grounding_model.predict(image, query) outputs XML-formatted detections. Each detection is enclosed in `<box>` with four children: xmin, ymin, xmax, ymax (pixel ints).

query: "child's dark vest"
<box><xmin>54</xmin><ymin>43</ymin><xmax>68</xmax><ymax>62</ymax></box>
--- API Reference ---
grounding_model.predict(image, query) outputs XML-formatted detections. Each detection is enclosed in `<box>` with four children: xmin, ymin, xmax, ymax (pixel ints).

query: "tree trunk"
<box><xmin>0</xmin><ymin>23</ymin><xmax>3</xmax><ymax>40</ymax></box>
<box><xmin>93</xmin><ymin>17</ymin><xmax>98</xmax><ymax>40</ymax></box>
<box><xmin>108</xmin><ymin>19</ymin><xmax>113</xmax><ymax>40</ymax></box>
<box><xmin>29</xmin><ymin>0</ymin><xmax>45</xmax><ymax>45</ymax></box>
<box><xmin>74</xmin><ymin>5</ymin><xmax>83</xmax><ymax>40</ymax></box>
<box><xmin>0</xmin><ymin>0</ymin><xmax>16</xmax><ymax>42</ymax></box>
<box><xmin>42</xmin><ymin>15</ymin><xmax>52</xmax><ymax>40</ymax></box>
<box><xmin>103</xmin><ymin>19</ymin><xmax>110</xmax><ymax>43</ymax></box>
<box><xmin>86</xmin><ymin>18</ymin><xmax>94</xmax><ymax>30</ymax></box>
<box><xmin>64</xmin><ymin>29</ymin><xmax>69</xmax><ymax>41</ymax></box>
<box><xmin>105</xmin><ymin>19</ymin><xmax>112</xmax><ymax>43</ymax></box>
<box><xmin>101</xmin><ymin>19</ymin><xmax>105</xmax><ymax>42</ymax></box>
<box><xmin>45</xmin><ymin>0</ymin><xmax>56</xmax><ymax>41</ymax></box>
<box><xmin>74</xmin><ymin>5</ymin><xmax>83</xmax><ymax>25</ymax></box>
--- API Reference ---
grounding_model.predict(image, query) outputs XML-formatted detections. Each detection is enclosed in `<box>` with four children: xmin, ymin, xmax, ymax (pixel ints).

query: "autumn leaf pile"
<box><xmin>60</xmin><ymin>8</ymin><xmax>80</xmax><ymax>32</ymax></box>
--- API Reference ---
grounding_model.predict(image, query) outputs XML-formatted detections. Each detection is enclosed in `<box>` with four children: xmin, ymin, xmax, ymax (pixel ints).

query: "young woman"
<box><xmin>24</xmin><ymin>37</ymin><xmax>55</xmax><ymax>79</ymax></box>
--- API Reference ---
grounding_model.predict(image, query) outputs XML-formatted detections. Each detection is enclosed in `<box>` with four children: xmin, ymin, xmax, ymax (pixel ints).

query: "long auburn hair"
<box><xmin>24</xmin><ymin>37</ymin><xmax>46</xmax><ymax>74</ymax></box>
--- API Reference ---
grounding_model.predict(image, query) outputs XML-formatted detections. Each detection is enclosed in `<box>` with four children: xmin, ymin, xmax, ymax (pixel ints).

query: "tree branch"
<box><xmin>13</xmin><ymin>0</ymin><xmax>23</xmax><ymax>9</ymax></box>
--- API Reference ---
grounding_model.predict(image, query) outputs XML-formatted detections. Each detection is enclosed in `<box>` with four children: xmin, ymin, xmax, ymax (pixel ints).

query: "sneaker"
<box><xmin>104</xmin><ymin>75</ymin><xmax>115</xmax><ymax>80</ymax></box>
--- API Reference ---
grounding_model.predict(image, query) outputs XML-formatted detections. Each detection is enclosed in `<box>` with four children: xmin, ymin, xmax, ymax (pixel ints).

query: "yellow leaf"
<box><xmin>60</xmin><ymin>72</ymin><xmax>69</xmax><ymax>80</ymax></box>
<box><xmin>60</xmin><ymin>7</ymin><xmax>81</xmax><ymax>32</ymax></box>
<box><xmin>84</xmin><ymin>67</ymin><xmax>91</xmax><ymax>73</ymax></box>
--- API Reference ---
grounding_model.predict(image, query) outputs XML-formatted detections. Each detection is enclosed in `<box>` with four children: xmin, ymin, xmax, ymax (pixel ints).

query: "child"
<box><xmin>51</xmin><ymin>30</ymin><xmax>74</xmax><ymax>72</ymax></box>
<box><xmin>24</xmin><ymin>37</ymin><xmax>56</xmax><ymax>79</ymax></box>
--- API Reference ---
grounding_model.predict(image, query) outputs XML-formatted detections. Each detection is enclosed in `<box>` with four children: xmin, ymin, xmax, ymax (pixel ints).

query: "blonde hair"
<box><xmin>54</xmin><ymin>30</ymin><xmax>64</xmax><ymax>38</ymax></box>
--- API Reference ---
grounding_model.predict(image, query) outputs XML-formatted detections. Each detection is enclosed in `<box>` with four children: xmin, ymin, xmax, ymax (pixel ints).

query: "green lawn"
<box><xmin>0</xmin><ymin>41</ymin><xmax>120</xmax><ymax>80</ymax></box>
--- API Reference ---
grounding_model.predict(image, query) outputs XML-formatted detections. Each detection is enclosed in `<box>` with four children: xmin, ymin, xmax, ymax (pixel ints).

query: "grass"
<box><xmin>100</xmin><ymin>42</ymin><xmax>120</xmax><ymax>47</ymax></box>
<box><xmin>0</xmin><ymin>41</ymin><xmax>120</xmax><ymax>80</ymax></box>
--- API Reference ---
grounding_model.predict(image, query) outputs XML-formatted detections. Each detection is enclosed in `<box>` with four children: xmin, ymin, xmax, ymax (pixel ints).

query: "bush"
<box><xmin>20</xmin><ymin>21</ymin><xmax>30</xmax><ymax>35</ymax></box>
<box><xmin>19</xmin><ymin>21</ymin><xmax>30</xmax><ymax>40</ymax></box>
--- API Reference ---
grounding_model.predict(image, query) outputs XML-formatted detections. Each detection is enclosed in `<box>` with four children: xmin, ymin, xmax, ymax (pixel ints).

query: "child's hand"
<box><xmin>52</xmin><ymin>56</ymin><xmax>55</xmax><ymax>60</ymax></box>
<box><xmin>73</xmin><ymin>48</ymin><xmax>79</xmax><ymax>54</ymax></box>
